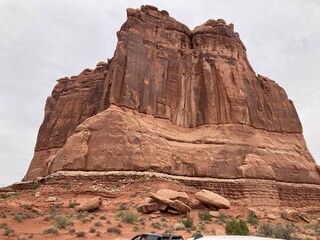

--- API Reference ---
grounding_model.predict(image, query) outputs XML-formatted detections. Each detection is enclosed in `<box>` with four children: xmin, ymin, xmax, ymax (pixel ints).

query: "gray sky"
<box><xmin>0</xmin><ymin>0</ymin><xmax>319</xmax><ymax>187</ymax></box>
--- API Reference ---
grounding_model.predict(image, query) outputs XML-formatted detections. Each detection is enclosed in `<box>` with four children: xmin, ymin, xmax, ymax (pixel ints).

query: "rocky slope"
<box><xmin>24</xmin><ymin>5</ymin><xmax>320</xmax><ymax>204</ymax></box>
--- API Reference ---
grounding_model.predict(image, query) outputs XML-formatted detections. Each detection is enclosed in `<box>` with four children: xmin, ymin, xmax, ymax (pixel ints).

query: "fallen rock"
<box><xmin>148</xmin><ymin>192</ymin><xmax>172</xmax><ymax>205</ymax></box>
<box><xmin>156</xmin><ymin>189</ymin><xmax>189</xmax><ymax>202</ymax></box>
<box><xmin>148</xmin><ymin>192</ymin><xmax>191</xmax><ymax>214</ymax></box>
<box><xmin>169</xmin><ymin>200</ymin><xmax>191</xmax><ymax>214</ymax></box>
<box><xmin>137</xmin><ymin>202</ymin><xmax>159</xmax><ymax>214</ymax></box>
<box><xmin>76</xmin><ymin>196</ymin><xmax>102</xmax><ymax>212</ymax></box>
<box><xmin>299</xmin><ymin>212</ymin><xmax>311</xmax><ymax>223</ymax></box>
<box><xmin>281</xmin><ymin>209</ymin><xmax>300</xmax><ymax>222</ymax></box>
<box><xmin>248</xmin><ymin>207</ymin><xmax>265</xmax><ymax>219</ymax></box>
<box><xmin>267</xmin><ymin>213</ymin><xmax>276</xmax><ymax>220</ymax></box>
<box><xmin>195</xmin><ymin>190</ymin><xmax>230</xmax><ymax>209</ymax></box>
<box><xmin>45</xmin><ymin>196</ymin><xmax>57</xmax><ymax>202</ymax></box>
<box><xmin>209</xmin><ymin>211</ymin><xmax>220</xmax><ymax>218</ymax></box>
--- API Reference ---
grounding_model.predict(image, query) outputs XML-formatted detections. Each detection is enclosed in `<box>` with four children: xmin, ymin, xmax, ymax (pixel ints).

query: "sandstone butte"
<box><xmin>24</xmin><ymin>5</ymin><xmax>320</xmax><ymax>207</ymax></box>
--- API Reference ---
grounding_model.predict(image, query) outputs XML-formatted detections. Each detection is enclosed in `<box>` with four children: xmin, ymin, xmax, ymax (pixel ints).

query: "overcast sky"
<box><xmin>0</xmin><ymin>0</ymin><xmax>319</xmax><ymax>187</ymax></box>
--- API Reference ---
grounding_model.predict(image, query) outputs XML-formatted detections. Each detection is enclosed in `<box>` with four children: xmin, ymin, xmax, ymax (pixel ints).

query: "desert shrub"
<box><xmin>69</xmin><ymin>228</ymin><xmax>76</xmax><ymax>234</ymax></box>
<box><xmin>257</xmin><ymin>222</ymin><xmax>297</xmax><ymax>240</ymax></box>
<box><xmin>107</xmin><ymin>227</ymin><xmax>122</xmax><ymax>234</ymax></box>
<box><xmin>99</xmin><ymin>215</ymin><xmax>107</xmax><ymax>220</ymax></box>
<box><xmin>68</xmin><ymin>199</ymin><xmax>77</xmax><ymax>208</ymax></box>
<box><xmin>225</xmin><ymin>219</ymin><xmax>249</xmax><ymax>236</ymax></box>
<box><xmin>3</xmin><ymin>226</ymin><xmax>15</xmax><ymax>236</ymax></box>
<box><xmin>257</xmin><ymin>223</ymin><xmax>274</xmax><ymax>237</ymax></box>
<box><xmin>49</xmin><ymin>204</ymin><xmax>61</xmax><ymax>216</ymax></box>
<box><xmin>164</xmin><ymin>226</ymin><xmax>174</xmax><ymax>234</ymax></box>
<box><xmin>174</xmin><ymin>222</ymin><xmax>185</xmax><ymax>230</ymax></box>
<box><xmin>151</xmin><ymin>222</ymin><xmax>162</xmax><ymax>229</ymax></box>
<box><xmin>130</xmin><ymin>193</ymin><xmax>137</xmax><ymax>198</ymax></box>
<box><xmin>53</xmin><ymin>214</ymin><xmax>73</xmax><ymax>229</ymax></box>
<box><xmin>76</xmin><ymin>231</ymin><xmax>85</xmax><ymax>237</ymax></box>
<box><xmin>247</xmin><ymin>211</ymin><xmax>259</xmax><ymax>225</ymax></box>
<box><xmin>182</xmin><ymin>213</ymin><xmax>194</xmax><ymax>228</ymax></box>
<box><xmin>89</xmin><ymin>227</ymin><xmax>96</xmax><ymax>233</ymax></box>
<box><xmin>42</xmin><ymin>226</ymin><xmax>58</xmax><ymax>234</ymax></box>
<box><xmin>140</xmin><ymin>219</ymin><xmax>145</xmax><ymax>225</ymax></box>
<box><xmin>76</xmin><ymin>211</ymin><xmax>88</xmax><ymax>219</ymax></box>
<box><xmin>13</xmin><ymin>213</ymin><xmax>34</xmax><ymax>222</ymax></box>
<box><xmin>117</xmin><ymin>203</ymin><xmax>128</xmax><ymax>211</ymax></box>
<box><xmin>116</xmin><ymin>210</ymin><xmax>138</xmax><ymax>224</ymax></box>
<box><xmin>0</xmin><ymin>222</ymin><xmax>8</xmax><ymax>228</ymax></box>
<box><xmin>216</xmin><ymin>212</ymin><xmax>227</xmax><ymax>224</ymax></box>
<box><xmin>0</xmin><ymin>211</ymin><xmax>6</xmax><ymax>218</ymax></box>
<box><xmin>28</xmin><ymin>182</ymin><xmax>40</xmax><ymax>190</ymax></box>
<box><xmin>198</xmin><ymin>211</ymin><xmax>212</xmax><ymax>222</ymax></box>
<box><xmin>62</xmin><ymin>184</ymin><xmax>72</xmax><ymax>190</ymax></box>
<box><xmin>133</xmin><ymin>225</ymin><xmax>141</xmax><ymax>232</ymax></box>
<box><xmin>94</xmin><ymin>221</ymin><xmax>102</xmax><ymax>227</ymax></box>
<box><xmin>197</xmin><ymin>222</ymin><xmax>206</xmax><ymax>232</ymax></box>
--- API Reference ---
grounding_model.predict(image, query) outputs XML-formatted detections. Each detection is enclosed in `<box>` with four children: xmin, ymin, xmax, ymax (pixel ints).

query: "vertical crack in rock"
<box><xmin>24</xmin><ymin>5</ymin><xmax>319</xmax><ymax>188</ymax></box>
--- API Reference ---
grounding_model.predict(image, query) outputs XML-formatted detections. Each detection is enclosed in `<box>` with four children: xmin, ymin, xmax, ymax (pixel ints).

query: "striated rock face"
<box><xmin>25</xmin><ymin>5</ymin><xmax>320</xmax><ymax>189</ymax></box>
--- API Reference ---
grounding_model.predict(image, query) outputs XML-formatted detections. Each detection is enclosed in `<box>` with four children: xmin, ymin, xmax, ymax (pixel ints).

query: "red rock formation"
<box><xmin>25</xmin><ymin>5</ymin><xmax>320</xmax><ymax>190</ymax></box>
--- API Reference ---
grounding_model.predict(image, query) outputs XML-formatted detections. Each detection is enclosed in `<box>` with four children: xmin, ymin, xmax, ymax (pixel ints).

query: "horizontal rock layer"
<box><xmin>25</xmin><ymin>5</ymin><xmax>319</xmax><ymax>192</ymax></box>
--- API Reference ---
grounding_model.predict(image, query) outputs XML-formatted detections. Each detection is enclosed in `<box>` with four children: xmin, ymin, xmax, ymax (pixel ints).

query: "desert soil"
<box><xmin>0</xmin><ymin>176</ymin><xmax>319</xmax><ymax>240</ymax></box>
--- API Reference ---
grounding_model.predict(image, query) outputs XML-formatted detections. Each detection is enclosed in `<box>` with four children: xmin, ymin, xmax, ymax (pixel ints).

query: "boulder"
<box><xmin>169</xmin><ymin>200</ymin><xmax>191</xmax><ymax>214</ymax></box>
<box><xmin>280</xmin><ymin>209</ymin><xmax>300</xmax><ymax>222</ymax></box>
<box><xmin>299</xmin><ymin>212</ymin><xmax>311</xmax><ymax>223</ymax></box>
<box><xmin>267</xmin><ymin>214</ymin><xmax>276</xmax><ymax>220</ymax></box>
<box><xmin>156</xmin><ymin>189</ymin><xmax>189</xmax><ymax>202</ymax></box>
<box><xmin>248</xmin><ymin>207</ymin><xmax>265</xmax><ymax>219</ymax></box>
<box><xmin>209</xmin><ymin>211</ymin><xmax>220</xmax><ymax>218</ymax></box>
<box><xmin>195</xmin><ymin>190</ymin><xmax>230</xmax><ymax>209</ymax></box>
<box><xmin>137</xmin><ymin>202</ymin><xmax>159</xmax><ymax>214</ymax></box>
<box><xmin>148</xmin><ymin>192</ymin><xmax>172</xmax><ymax>205</ymax></box>
<box><xmin>76</xmin><ymin>196</ymin><xmax>102</xmax><ymax>212</ymax></box>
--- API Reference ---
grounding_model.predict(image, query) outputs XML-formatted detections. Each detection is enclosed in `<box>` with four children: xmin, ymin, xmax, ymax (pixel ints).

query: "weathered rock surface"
<box><xmin>195</xmin><ymin>189</ymin><xmax>230</xmax><ymax>209</ymax></box>
<box><xmin>24</xmin><ymin>4</ymin><xmax>320</xmax><ymax>204</ymax></box>
<box><xmin>148</xmin><ymin>192</ymin><xmax>191</xmax><ymax>214</ymax></box>
<box><xmin>156</xmin><ymin>189</ymin><xmax>189</xmax><ymax>202</ymax></box>
<box><xmin>281</xmin><ymin>208</ymin><xmax>300</xmax><ymax>222</ymax></box>
<box><xmin>248</xmin><ymin>207</ymin><xmax>265</xmax><ymax>219</ymax></box>
<box><xmin>137</xmin><ymin>202</ymin><xmax>158</xmax><ymax>214</ymax></box>
<box><xmin>76</xmin><ymin>196</ymin><xmax>102</xmax><ymax>212</ymax></box>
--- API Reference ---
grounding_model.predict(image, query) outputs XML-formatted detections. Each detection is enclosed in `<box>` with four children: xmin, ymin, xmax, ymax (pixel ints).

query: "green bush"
<box><xmin>42</xmin><ymin>226</ymin><xmax>58</xmax><ymax>234</ymax></box>
<box><xmin>107</xmin><ymin>227</ymin><xmax>122</xmax><ymax>234</ymax></box>
<box><xmin>174</xmin><ymin>222</ymin><xmax>185</xmax><ymax>230</ymax></box>
<box><xmin>116</xmin><ymin>210</ymin><xmax>138</xmax><ymax>224</ymax></box>
<box><xmin>0</xmin><ymin>222</ymin><xmax>8</xmax><ymax>228</ymax></box>
<box><xmin>53</xmin><ymin>214</ymin><xmax>73</xmax><ymax>229</ymax></box>
<box><xmin>76</xmin><ymin>231</ymin><xmax>85</xmax><ymax>237</ymax></box>
<box><xmin>94</xmin><ymin>221</ymin><xmax>102</xmax><ymax>227</ymax></box>
<box><xmin>68</xmin><ymin>199</ymin><xmax>77</xmax><ymax>208</ymax></box>
<box><xmin>225</xmin><ymin>219</ymin><xmax>249</xmax><ymax>236</ymax></box>
<box><xmin>257</xmin><ymin>222</ymin><xmax>297</xmax><ymax>240</ymax></box>
<box><xmin>182</xmin><ymin>213</ymin><xmax>194</xmax><ymax>228</ymax></box>
<box><xmin>198</xmin><ymin>211</ymin><xmax>212</xmax><ymax>222</ymax></box>
<box><xmin>151</xmin><ymin>222</ymin><xmax>162</xmax><ymax>229</ymax></box>
<box><xmin>247</xmin><ymin>211</ymin><xmax>259</xmax><ymax>225</ymax></box>
<box><xmin>117</xmin><ymin>203</ymin><xmax>128</xmax><ymax>211</ymax></box>
<box><xmin>216</xmin><ymin>212</ymin><xmax>227</xmax><ymax>225</ymax></box>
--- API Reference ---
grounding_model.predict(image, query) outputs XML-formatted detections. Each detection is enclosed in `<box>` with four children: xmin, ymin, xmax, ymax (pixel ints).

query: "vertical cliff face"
<box><xmin>25</xmin><ymin>5</ymin><xmax>319</xmax><ymax>185</ymax></box>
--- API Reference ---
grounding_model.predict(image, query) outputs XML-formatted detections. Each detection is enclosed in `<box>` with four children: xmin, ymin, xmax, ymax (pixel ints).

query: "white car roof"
<box><xmin>187</xmin><ymin>236</ymin><xmax>283</xmax><ymax>240</ymax></box>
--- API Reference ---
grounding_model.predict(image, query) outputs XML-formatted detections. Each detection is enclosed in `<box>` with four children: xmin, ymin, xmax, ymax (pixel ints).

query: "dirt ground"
<box><xmin>0</xmin><ymin>177</ymin><xmax>319</xmax><ymax>240</ymax></box>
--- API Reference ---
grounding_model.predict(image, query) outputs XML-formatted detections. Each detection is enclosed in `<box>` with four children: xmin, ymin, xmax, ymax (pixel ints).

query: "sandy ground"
<box><xmin>0</xmin><ymin>177</ymin><xmax>319</xmax><ymax>239</ymax></box>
